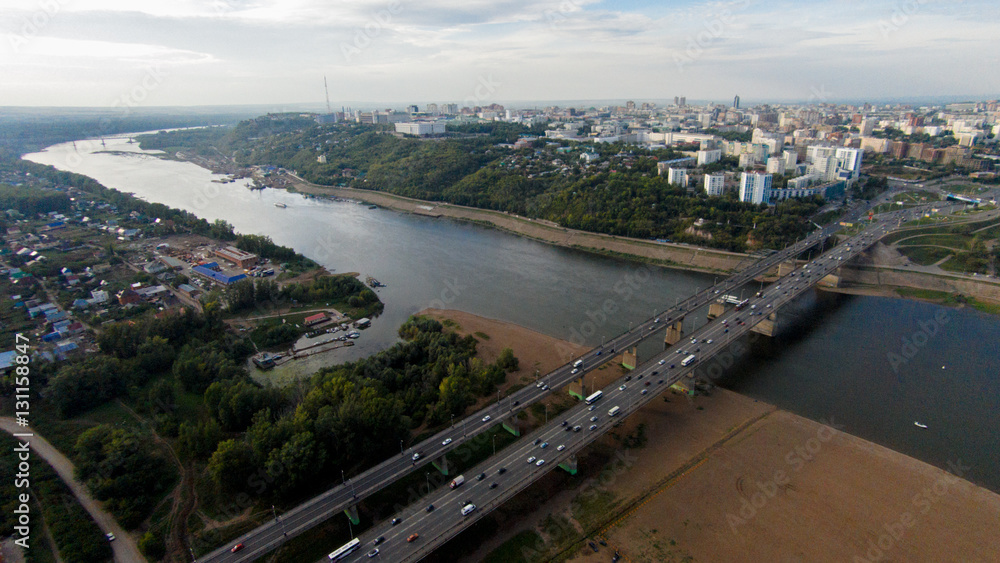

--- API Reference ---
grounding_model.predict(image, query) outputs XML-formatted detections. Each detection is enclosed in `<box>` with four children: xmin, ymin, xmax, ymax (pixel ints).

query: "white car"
<box><xmin>106</xmin><ymin>533</ymin><xmax>116</xmax><ymax>542</ymax></box>
<box><xmin>658</xmin><ymin>359</ymin><xmax>666</xmax><ymax>365</ymax></box>
<box><xmin>557</xmin><ymin>444</ymin><xmax>566</xmax><ymax>451</ymax></box>
<box><xmin>535</xmin><ymin>459</ymin><xmax>545</xmax><ymax>466</ymax></box>
<box><xmin>442</xmin><ymin>438</ymin><xmax>452</xmax><ymax>446</ymax></box>
<box><xmin>527</xmin><ymin>456</ymin><xmax>536</xmax><ymax>464</ymax></box>
<box><xmin>482</xmin><ymin>415</ymin><xmax>491</xmax><ymax>423</ymax></box>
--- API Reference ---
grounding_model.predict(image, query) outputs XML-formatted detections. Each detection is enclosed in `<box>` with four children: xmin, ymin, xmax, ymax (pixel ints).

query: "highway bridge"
<box><xmin>198</xmin><ymin>197</ymin><xmax>934</xmax><ymax>563</ymax></box>
<box><xmin>330</xmin><ymin>204</ymin><xmax>944</xmax><ymax>562</ymax></box>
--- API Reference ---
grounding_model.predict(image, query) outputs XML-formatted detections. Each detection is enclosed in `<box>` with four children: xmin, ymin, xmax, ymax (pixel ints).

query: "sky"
<box><xmin>1</xmin><ymin>0</ymin><xmax>998</xmax><ymax>108</ymax></box>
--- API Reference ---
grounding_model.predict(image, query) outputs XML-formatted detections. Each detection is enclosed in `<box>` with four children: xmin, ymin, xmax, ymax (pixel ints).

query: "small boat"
<box><xmin>914</xmin><ymin>422</ymin><xmax>928</xmax><ymax>429</ymax></box>
<box><xmin>274</xmin><ymin>203</ymin><xmax>287</xmax><ymax>208</ymax></box>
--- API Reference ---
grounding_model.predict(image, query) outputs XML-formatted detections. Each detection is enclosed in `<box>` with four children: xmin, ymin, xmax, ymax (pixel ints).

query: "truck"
<box><xmin>449</xmin><ymin>475</ymin><xmax>465</xmax><ymax>489</ymax></box>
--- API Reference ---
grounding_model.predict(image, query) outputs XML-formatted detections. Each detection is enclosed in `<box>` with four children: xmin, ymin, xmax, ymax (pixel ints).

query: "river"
<box><xmin>25</xmin><ymin>134</ymin><xmax>1000</xmax><ymax>493</ymax></box>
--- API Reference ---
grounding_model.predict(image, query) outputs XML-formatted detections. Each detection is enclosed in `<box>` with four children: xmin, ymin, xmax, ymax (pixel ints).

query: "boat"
<box><xmin>274</xmin><ymin>203</ymin><xmax>287</xmax><ymax>208</ymax></box>
<box><xmin>914</xmin><ymin>422</ymin><xmax>928</xmax><ymax>429</ymax></box>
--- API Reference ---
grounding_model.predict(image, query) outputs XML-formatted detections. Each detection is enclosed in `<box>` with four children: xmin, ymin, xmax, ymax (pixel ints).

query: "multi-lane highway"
<box><xmin>199</xmin><ymin>198</ymin><xmax>905</xmax><ymax>562</ymax></box>
<box><xmin>334</xmin><ymin>204</ymin><xmax>938</xmax><ymax>562</ymax></box>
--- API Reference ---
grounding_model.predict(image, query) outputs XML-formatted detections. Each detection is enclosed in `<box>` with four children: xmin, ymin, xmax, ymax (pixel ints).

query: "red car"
<box><xmin>407</xmin><ymin>533</ymin><xmax>419</xmax><ymax>543</ymax></box>
<box><xmin>231</xmin><ymin>543</ymin><xmax>244</xmax><ymax>553</ymax></box>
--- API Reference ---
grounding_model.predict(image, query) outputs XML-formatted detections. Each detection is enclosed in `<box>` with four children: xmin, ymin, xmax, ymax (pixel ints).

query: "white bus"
<box><xmin>329</xmin><ymin>538</ymin><xmax>361</xmax><ymax>560</ymax></box>
<box><xmin>585</xmin><ymin>391</ymin><xmax>603</xmax><ymax>405</ymax></box>
<box><xmin>681</xmin><ymin>354</ymin><xmax>697</xmax><ymax>367</ymax></box>
<box><xmin>608</xmin><ymin>406</ymin><xmax>621</xmax><ymax>417</ymax></box>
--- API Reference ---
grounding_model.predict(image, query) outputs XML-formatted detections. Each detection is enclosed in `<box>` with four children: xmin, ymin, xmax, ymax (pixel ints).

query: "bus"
<box><xmin>681</xmin><ymin>354</ymin><xmax>697</xmax><ymax>367</ymax></box>
<box><xmin>585</xmin><ymin>390</ymin><xmax>603</xmax><ymax>405</ymax></box>
<box><xmin>328</xmin><ymin>538</ymin><xmax>361</xmax><ymax>560</ymax></box>
<box><xmin>608</xmin><ymin>406</ymin><xmax>621</xmax><ymax>417</ymax></box>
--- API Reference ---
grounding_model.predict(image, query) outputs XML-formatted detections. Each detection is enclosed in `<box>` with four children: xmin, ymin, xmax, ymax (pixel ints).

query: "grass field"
<box><xmin>896</xmin><ymin>246</ymin><xmax>955</xmax><ymax>265</ymax></box>
<box><xmin>895</xmin><ymin>233</ymin><xmax>969</xmax><ymax>248</ymax></box>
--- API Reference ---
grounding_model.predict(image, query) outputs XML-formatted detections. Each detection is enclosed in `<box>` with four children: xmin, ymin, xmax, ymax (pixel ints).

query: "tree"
<box><xmin>207</xmin><ymin>439</ymin><xmax>255</xmax><ymax>494</ymax></box>
<box><xmin>496</xmin><ymin>347</ymin><xmax>519</xmax><ymax>372</ymax></box>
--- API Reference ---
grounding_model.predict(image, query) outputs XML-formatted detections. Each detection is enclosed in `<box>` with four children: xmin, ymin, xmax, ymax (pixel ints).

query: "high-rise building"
<box><xmin>407</xmin><ymin>105</ymin><xmax>419</xmax><ymax>113</ymax></box>
<box><xmin>680</xmin><ymin>96</ymin><xmax>686</xmax><ymax>107</ymax></box>
<box><xmin>704</xmin><ymin>172</ymin><xmax>725</xmax><ymax>196</ymax></box>
<box><xmin>667</xmin><ymin>168</ymin><xmax>689</xmax><ymax>188</ymax></box>
<box><xmin>766</xmin><ymin>157</ymin><xmax>786</xmax><ymax>174</ymax></box>
<box><xmin>674</xmin><ymin>96</ymin><xmax>680</xmax><ymax>106</ymax></box>
<box><xmin>733</xmin><ymin>95</ymin><xmax>740</xmax><ymax>109</ymax></box>
<box><xmin>739</xmin><ymin>172</ymin><xmax>772</xmax><ymax>204</ymax></box>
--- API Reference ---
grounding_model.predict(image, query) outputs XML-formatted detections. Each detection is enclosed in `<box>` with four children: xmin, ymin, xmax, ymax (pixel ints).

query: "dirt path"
<box><xmin>0</xmin><ymin>418</ymin><xmax>146</xmax><ymax>563</ymax></box>
<box><xmin>116</xmin><ymin>400</ymin><xmax>198</xmax><ymax>563</ymax></box>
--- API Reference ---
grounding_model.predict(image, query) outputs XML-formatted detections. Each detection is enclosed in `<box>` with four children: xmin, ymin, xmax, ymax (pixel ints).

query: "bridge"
<box><xmin>197</xmin><ymin>199</ymin><xmax>936</xmax><ymax>563</ymax></box>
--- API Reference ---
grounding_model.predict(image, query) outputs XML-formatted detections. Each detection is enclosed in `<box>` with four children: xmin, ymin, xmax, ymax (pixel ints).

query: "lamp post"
<box><xmin>493</xmin><ymin>435</ymin><xmax>497</xmax><ymax>457</ymax></box>
<box><xmin>341</xmin><ymin>469</ymin><xmax>345</xmax><ymax>485</ymax></box>
<box><xmin>400</xmin><ymin>440</ymin><xmax>403</xmax><ymax>456</ymax></box>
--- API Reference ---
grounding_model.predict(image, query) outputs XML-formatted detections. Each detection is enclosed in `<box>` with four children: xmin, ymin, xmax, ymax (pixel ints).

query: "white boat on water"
<box><xmin>914</xmin><ymin>422</ymin><xmax>928</xmax><ymax>429</ymax></box>
<box><xmin>274</xmin><ymin>202</ymin><xmax>287</xmax><ymax>208</ymax></box>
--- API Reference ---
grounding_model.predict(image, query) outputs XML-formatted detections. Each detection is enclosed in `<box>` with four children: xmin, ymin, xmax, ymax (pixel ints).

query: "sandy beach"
<box><xmin>420</xmin><ymin>309</ymin><xmax>1000</xmax><ymax>563</ymax></box>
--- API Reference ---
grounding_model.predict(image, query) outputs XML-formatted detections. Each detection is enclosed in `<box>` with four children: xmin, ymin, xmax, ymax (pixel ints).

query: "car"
<box><xmin>368</xmin><ymin>548</ymin><xmax>380</xmax><ymax>558</ymax></box>
<box><xmin>658</xmin><ymin>379</ymin><xmax>664</xmax><ymax>384</ymax></box>
<box><xmin>534</xmin><ymin>438</ymin><xmax>542</xmax><ymax>445</ymax></box>
<box><xmin>706</xmin><ymin>339</ymin><xmax>713</xmax><ymax>344</ymax></box>
<box><xmin>589</xmin><ymin>424</ymin><xmax>598</xmax><ymax>431</ymax></box>
<box><xmin>654</xmin><ymin>317</ymin><xmax>660</xmax><ymax>323</ymax></box>
<box><xmin>574</xmin><ymin>425</ymin><xmax>582</xmax><ymax>432</ymax></box>
<box><xmin>590</xmin><ymin>416</ymin><xmax>598</xmax><ymax>422</ymax></box>
<box><xmin>527</xmin><ymin>456</ymin><xmax>537</xmax><ymax>464</ymax></box>
<box><xmin>724</xmin><ymin>328</ymin><xmax>729</xmax><ymax>333</ymax></box>
<box><xmin>106</xmin><ymin>533</ymin><xmax>116</xmax><ymax>542</ymax></box>
<box><xmin>540</xmin><ymin>442</ymin><xmax>549</xmax><ymax>449</ymax></box>
<box><xmin>564</xmin><ymin>425</ymin><xmax>573</xmax><ymax>431</ymax></box>
<box><xmin>650</xmin><ymin>370</ymin><xmax>657</xmax><ymax>376</ymax></box>
<box><xmin>766</xmin><ymin>303</ymin><xmax>772</xmax><ymax>308</ymax></box>
<box><xmin>373</xmin><ymin>536</ymin><xmax>385</xmax><ymax>545</ymax></box>
<box><xmin>588</xmin><ymin>405</ymin><xmax>597</xmax><ymax>411</ymax></box>
<box><xmin>489</xmin><ymin>482</ymin><xmax>498</xmax><ymax>489</ymax></box>
<box><xmin>619</xmin><ymin>384</ymin><xmax>627</xmax><ymax>391</ymax></box>
<box><xmin>658</xmin><ymin>359</ymin><xmax>666</xmax><ymax>365</ymax></box>
<box><xmin>641</xmin><ymin>389</ymin><xmax>648</xmax><ymax>395</ymax></box>
<box><xmin>407</xmin><ymin>533</ymin><xmax>419</xmax><ymax>543</ymax></box>
<box><xmin>625</xmin><ymin>375</ymin><xmax>632</xmax><ymax>381</ymax></box>
<box><xmin>571</xmin><ymin>368</ymin><xmax>580</xmax><ymax>374</ymax></box>
<box><xmin>595</xmin><ymin>350</ymin><xmax>602</xmax><ymax>356</ymax></box>
<box><xmin>562</xmin><ymin>420</ymin><xmax>569</xmax><ymax>426</ymax></box>
<box><xmin>645</xmin><ymin>381</ymin><xmax>651</xmax><ymax>386</ymax></box>
<box><xmin>557</xmin><ymin>444</ymin><xmax>566</xmax><ymax>451</ymax></box>
<box><xmin>535</xmin><ymin>381</ymin><xmax>543</xmax><ymax>388</ymax></box>
<box><xmin>412</xmin><ymin>452</ymin><xmax>421</xmax><ymax>461</ymax></box>
<box><xmin>649</xmin><ymin>325</ymin><xmax>655</xmax><ymax>330</ymax></box>
<box><xmin>512</xmin><ymin>400</ymin><xmax>520</xmax><ymax>406</ymax></box>
<box><xmin>637</xmin><ymin>373</ymin><xmax>643</xmax><ymax>379</ymax></box>
<box><xmin>536</xmin><ymin>459</ymin><xmax>545</xmax><ymax>466</ymax></box>
<box><xmin>391</xmin><ymin>518</ymin><xmax>402</xmax><ymax>526</ymax></box>
<box><xmin>691</xmin><ymin>338</ymin><xmax>698</xmax><ymax>344</ymax></box>
<box><xmin>589</xmin><ymin>541</ymin><xmax>599</xmax><ymax>552</ymax></box>
<box><xmin>498</xmin><ymin>467</ymin><xmax>507</xmax><ymax>474</ymax></box>
<box><xmin>230</xmin><ymin>543</ymin><xmax>243</xmax><ymax>553</ymax></box>
<box><xmin>426</xmin><ymin>504</ymin><xmax>435</xmax><ymax>512</ymax></box>
<box><xmin>482</xmin><ymin>415</ymin><xmax>491</xmax><ymax>422</ymax></box>
<box><xmin>442</xmin><ymin>438</ymin><xmax>452</xmax><ymax>446</ymax></box>
<box><xmin>477</xmin><ymin>472</ymin><xmax>486</xmax><ymax>481</ymax></box>
<box><xmin>542</xmin><ymin>384</ymin><xmax>549</xmax><ymax>391</ymax></box>
<box><xmin>669</xmin><ymin>364</ymin><xmax>675</xmax><ymax>369</ymax></box>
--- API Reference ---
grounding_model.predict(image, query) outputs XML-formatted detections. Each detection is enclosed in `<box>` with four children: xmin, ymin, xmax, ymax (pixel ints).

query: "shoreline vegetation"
<box><xmin>413</xmin><ymin>309</ymin><xmax>1000</xmax><ymax>563</ymax></box>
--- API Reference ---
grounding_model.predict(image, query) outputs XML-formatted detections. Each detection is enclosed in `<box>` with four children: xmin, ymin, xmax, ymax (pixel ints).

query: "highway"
<box><xmin>333</xmin><ymin>203</ymin><xmax>942</xmax><ymax>562</ymax></box>
<box><xmin>199</xmin><ymin>197</ymin><xmax>907</xmax><ymax>562</ymax></box>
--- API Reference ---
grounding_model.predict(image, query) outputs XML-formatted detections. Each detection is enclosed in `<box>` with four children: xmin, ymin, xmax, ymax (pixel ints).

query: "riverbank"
<box><xmin>418</xmin><ymin>310</ymin><xmax>1000</xmax><ymax>563</ymax></box>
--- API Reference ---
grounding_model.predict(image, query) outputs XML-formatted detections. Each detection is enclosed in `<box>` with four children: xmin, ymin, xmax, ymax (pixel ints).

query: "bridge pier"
<box><xmin>621</xmin><ymin>347</ymin><xmax>638</xmax><ymax>370</ymax></box>
<box><xmin>707</xmin><ymin>302</ymin><xmax>726</xmax><ymax>320</ymax></box>
<box><xmin>818</xmin><ymin>269</ymin><xmax>841</xmax><ymax>288</ymax></box>
<box><xmin>567</xmin><ymin>376</ymin><xmax>586</xmax><ymax>401</ymax></box>
<box><xmin>751</xmin><ymin>311</ymin><xmax>779</xmax><ymax>337</ymax></box>
<box><xmin>664</xmin><ymin>319</ymin><xmax>684</xmax><ymax>346</ymax></box>
<box><xmin>558</xmin><ymin>455</ymin><xmax>578</xmax><ymax>475</ymax></box>
<box><xmin>431</xmin><ymin>455</ymin><xmax>450</xmax><ymax>476</ymax></box>
<box><xmin>344</xmin><ymin>504</ymin><xmax>360</xmax><ymax>525</ymax></box>
<box><xmin>502</xmin><ymin>417</ymin><xmax>521</xmax><ymax>437</ymax></box>
<box><xmin>777</xmin><ymin>261</ymin><xmax>797</xmax><ymax>277</ymax></box>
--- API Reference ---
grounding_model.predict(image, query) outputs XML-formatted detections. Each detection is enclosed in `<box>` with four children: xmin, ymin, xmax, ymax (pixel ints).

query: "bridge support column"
<box><xmin>621</xmin><ymin>347</ymin><xmax>638</xmax><ymax>370</ymax></box>
<box><xmin>707</xmin><ymin>302</ymin><xmax>725</xmax><ymax>320</ymax></box>
<box><xmin>670</xmin><ymin>374</ymin><xmax>696</xmax><ymax>396</ymax></box>
<box><xmin>502</xmin><ymin>417</ymin><xmax>521</xmax><ymax>437</ymax></box>
<box><xmin>751</xmin><ymin>311</ymin><xmax>779</xmax><ymax>337</ymax></box>
<box><xmin>567</xmin><ymin>376</ymin><xmax>586</xmax><ymax>401</ymax></box>
<box><xmin>664</xmin><ymin>319</ymin><xmax>684</xmax><ymax>346</ymax></box>
<box><xmin>344</xmin><ymin>504</ymin><xmax>360</xmax><ymax>526</ymax></box>
<box><xmin>558</xmin><ymin>455</ymin><xmax>578</xmax><ymax>475</ymax></box>
<box><xmin>431</xmin><ymin>455</ymin><xmax>450</xmax><ymax>476</ymax></box>
<box><xmin>818</xmin><ymin>268</ymin><xmax>841</xmax><ymax>288</ymax></box>
<box><xmin>777</xmin><ymin>261</ymin><xmax>797</xmax><ymax>277</ymax></box>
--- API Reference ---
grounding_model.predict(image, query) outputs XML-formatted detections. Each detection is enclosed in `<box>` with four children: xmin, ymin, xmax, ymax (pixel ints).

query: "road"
<box><xmin>199</xmin><ymin>194</ymin><xmax>913</xmax><ymax>562</ymax></box>
<box><xmin>0</xmin><ymin>418</ymin><xmax>145</xmax><ymax>563</ymax></box>
<box><xmin>333</xmin><ymin>204</ymin><xmax>940</xmax><ymax>562</ymax></box>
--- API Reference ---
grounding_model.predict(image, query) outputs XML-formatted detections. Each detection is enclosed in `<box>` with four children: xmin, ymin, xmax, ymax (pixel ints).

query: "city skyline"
<box><xmin>1</xmin><ymin>0</ymin><xmax>999</xmax><ymax>108</ymax></box>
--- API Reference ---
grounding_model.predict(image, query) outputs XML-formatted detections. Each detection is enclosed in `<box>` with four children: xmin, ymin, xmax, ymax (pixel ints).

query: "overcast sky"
<box><xmin>1</xmin><ymin>0</ymin><xmax>998</xmax><ymax>108</ymax></box>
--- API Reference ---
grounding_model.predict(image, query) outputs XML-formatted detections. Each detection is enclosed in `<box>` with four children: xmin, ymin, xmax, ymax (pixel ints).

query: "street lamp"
<box><xmin>493</xmin><ymin>435</ymin><xmax>497</xmax><ymax>457</ymax></box>
<box><xmin>341</xmin><ymin>469</ymin><xmax>345</xmax><ymax>485</ymax></box>
<box><xmin>400</xmin><ymin>440</ymin><xmax>403</xmax><ymax>456</ymax></box>
<box><xmin>451</xmin><ymin>414</ymin><xmax>454</xmax><ymax>429</ymax></box>
<box><xmin>425</xmin><ymin>472</ymin><xmax>430</xmax><ymax>494</ymax></box>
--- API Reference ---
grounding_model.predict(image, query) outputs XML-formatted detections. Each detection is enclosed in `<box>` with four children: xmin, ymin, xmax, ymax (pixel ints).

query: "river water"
<box><xmin>25</xmin><ymin>134</ymin><xmax>1000</xmax><ymax>493</ymax></box>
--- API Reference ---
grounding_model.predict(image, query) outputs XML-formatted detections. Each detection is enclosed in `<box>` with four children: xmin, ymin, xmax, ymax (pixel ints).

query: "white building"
<box><xmin>697</xmin><ymin>149</ymin><xmax>722</xmax><ymax>166</ymax></box>
<box><xmin>787</xmin><ymin>173</ymin><xmax>823</xmax><ymax>189</ymax></box>
<box><xmin>739</xmin><ymin>172</ymin><xmax>772</xmax><ymax>204</ymax></box>
<box><xmin>395</xmin><ymin>122</ymin><xmax>447</xmax><ymax>136</ymax></box>
<box><xmin>766</xmin><ymin>157</ymin><xmax>786</xmax><ymax>174</ymax></box>
<box><xmin>770</xmin><ymin>185</ymin><xmax>829</xmax><ymax>201</ymax></box>
<box><xmin>704</xmin><ymin>173</ymin><xmax>725</xmax><ymax>196</ymax></box>
<box><xmin>667</xmin><ymin>168</ymin><xmax>689</xmax><ymax>188</ymax></box>
<box><xmin>805</xmin><ymin>146</ymin><xmax>863</xmax><ymax>182</ymax></box>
